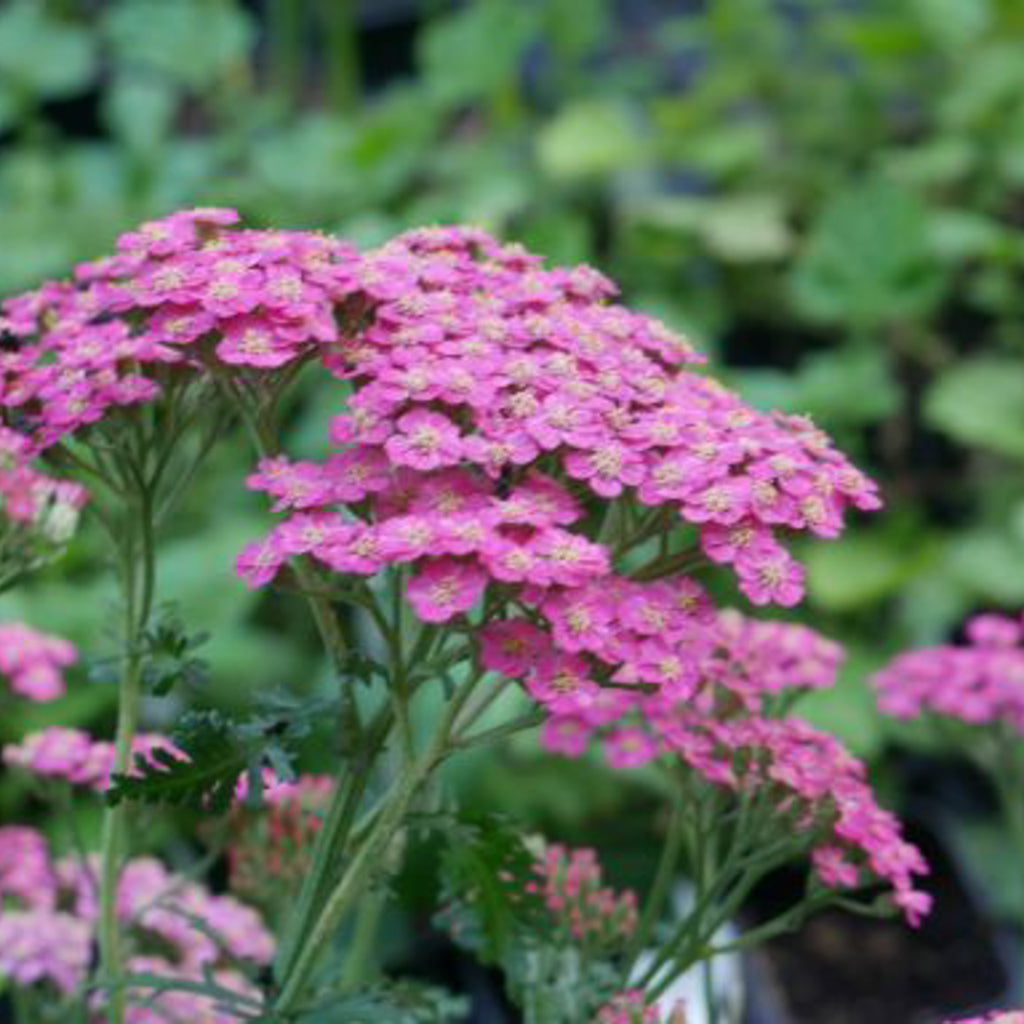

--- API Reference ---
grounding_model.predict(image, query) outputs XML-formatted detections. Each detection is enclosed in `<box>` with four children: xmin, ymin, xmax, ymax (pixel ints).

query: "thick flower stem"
<box><xmin>97</xmin><ymin>486</ymin><xmax>157</xmax><ymax>1023</ymax></box>
<box><xmin>273</xmin><ymin>670</ymin><xmax>483</xmax><ymax>1014</ymax></box>
<box><xmin>624</xmin><ymin>794</ymin><xmax>686</xmax><ymax>976</ymax></box>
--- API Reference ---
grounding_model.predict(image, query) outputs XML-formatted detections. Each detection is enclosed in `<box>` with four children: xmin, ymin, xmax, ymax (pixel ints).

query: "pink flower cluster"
<box><xmin>0</xmin><ymin>622</ymin><xmax>77</xmax><ymax>700</ymax></box>
<box><xmin>0</xmin><ymin>425</ymin><xmax>86</xmax><ymax>528</ymax></box>
<box><xmin>0</xmin><ymin>208</ymin><xmax>360</xmax><ymax>449</ymax></box>
<box><xmin>3</xmin><ymin>725</ymin><xmax>183</xmax><ymax>789</ymax></box>
<box><xmin>0</xmin><ymin>825</ymin><xmax>272</xmax><ymax>1020</ymax></box>
<box><xmin>595</xmin><ymin>990</ymin><xmax>684</xmax><ymax>1023</ymax></box>
<box><xmin>238</xmin><ymin>221</ymin><xmax>878</xmax><ymax>611</ymax></box>
<box><xmin>491</xmin><ymin>610</ymin><xmax>929</xmax><ymax>926</ymax></box>
<box><xmin>875</xmin><ymin>611</ymin><xmax>1024</xmax><ymax>734</ymax></box>
<box><xmin>526</xmin><ymin>843</ymin><xmax>638</xmax><ymax>947</ymax></box>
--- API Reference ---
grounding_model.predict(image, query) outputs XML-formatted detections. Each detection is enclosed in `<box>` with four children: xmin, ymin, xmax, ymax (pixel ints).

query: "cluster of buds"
<box><xmin>595</xmin><ymin>989</ymin><xmax>685</xmax><ymax>1023</ymax></box>
<box><xmin>526</xmin><ymin>843</ymin><xmax>639</xmax><ymax>949</ymax></box>
<box><xmin>224</xmin><ymin>774</ymin><xmax>333</xmax><ymax>909</ymax></box>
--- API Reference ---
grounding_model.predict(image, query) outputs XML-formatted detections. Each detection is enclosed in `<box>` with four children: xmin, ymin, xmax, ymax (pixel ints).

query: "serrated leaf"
<box><xmin>437</xmin><ymin>816</ymin><xmax>540</xmax><ymax>964</ymax></box>
<box><xmin>106</xmin><ymin>704</ymin><xmax>312</xmax><ymax>812</ymax></box>
<box><xmin>924</xmin><ymin>358</ymin><xmax>1024</xmax><ymax>458</ymax></box>
<box><xmin>107</xmin><ymin>722</ymin><xmax>246</xmax><ymax>813</ymax></box>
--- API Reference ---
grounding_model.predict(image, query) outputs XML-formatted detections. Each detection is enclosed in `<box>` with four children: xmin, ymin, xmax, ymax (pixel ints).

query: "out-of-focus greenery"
<box><xmin>3</xmin><ymin>0</ymin><xmax>1024</xmax><ymax>873</ymax></box>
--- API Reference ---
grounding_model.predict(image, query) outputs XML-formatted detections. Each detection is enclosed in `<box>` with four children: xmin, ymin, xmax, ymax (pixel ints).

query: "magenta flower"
<box><xmin>406</xmin><ymin>557</ymin><xmax>488</xmax><ymax>623</ymax></box>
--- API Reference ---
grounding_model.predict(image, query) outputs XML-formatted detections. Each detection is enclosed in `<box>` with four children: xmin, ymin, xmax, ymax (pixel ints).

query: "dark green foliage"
<box><xmin>141</xmin><ymin>605</ymin><xmax>211</xmax><ymax>697</ymax></box>
<box><xmin>295</xmin><ymin>980</ymin><xmax>468</xmax><ymax>1023</ymax></box>
<box><xmin>106</xmin><ymin>693</ymin><xmax>337</xmax><ymax>812</ymax></box>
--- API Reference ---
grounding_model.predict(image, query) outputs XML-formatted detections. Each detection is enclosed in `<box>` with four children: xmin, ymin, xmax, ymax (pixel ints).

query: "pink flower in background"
<box><xmin>874</xmin><ymin>610</ymin><xmax>1024</xmax><ymax>736</ymax></box>
<box><xmin>0</xmin><ymin>623</ymin><xmax>77</xmax><ymax>701</ymax></box>
<box><xmin>3</xmin><ymin>726</ymin><xmax>185</xmax><ymax>790</ymax></box>
<box><xmin>0</xmin><ymin>825</ymin><xmax>272</xmax><ymax>1015</ymax></box>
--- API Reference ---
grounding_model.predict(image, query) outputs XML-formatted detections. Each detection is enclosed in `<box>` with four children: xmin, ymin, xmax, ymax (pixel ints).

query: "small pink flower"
<box><xmin>385</xmin><ymin>410</ymin><xmax>463</xmax><ymax>471</ymax></box>
<box><xmin>604</xmin><ymin>727</ymin><xmax>659</xmax><ymax>769</ymax></box>
<box><xmin>236</xmin><ymin>537</ymin><xmax>286</xmax><ymax>588</ymax></box>
<box><xmin>406</xmin><ymin>558</ymin><xmax>487</xmax><ymax>623</ymax></box>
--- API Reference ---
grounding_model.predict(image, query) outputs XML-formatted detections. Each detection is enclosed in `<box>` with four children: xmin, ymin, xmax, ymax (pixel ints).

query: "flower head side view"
<box><xmin>0</xmin><ymin>209</ymin><xmax>930</xmax><ymax>1022</ymax></box>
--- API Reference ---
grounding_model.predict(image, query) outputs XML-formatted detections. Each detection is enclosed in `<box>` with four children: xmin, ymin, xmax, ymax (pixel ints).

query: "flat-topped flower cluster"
<box><xmin>0</xmin><ymin>825</ymin><xmax>271</xmax><ymax>1021</ymax></box>
<box><xmin>236</xmin><ymin>220</ymin><xmax>878</xmax><ymax>610</ymax></box>
<box><xmin>875</xmin><ymin>611</ymin><xmax>1024</xmax><ymax>733</ymax></box>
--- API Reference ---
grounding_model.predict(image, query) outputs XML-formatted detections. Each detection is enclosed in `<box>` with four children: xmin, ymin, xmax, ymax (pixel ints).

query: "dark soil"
<box><xmin>744</xmin><ymin>824</ymin><xmax>1012</xmax><ymax>1024</ymax></box>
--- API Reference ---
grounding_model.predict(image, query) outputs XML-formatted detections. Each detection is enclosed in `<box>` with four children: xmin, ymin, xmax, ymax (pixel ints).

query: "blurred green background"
<box><xmin>3</xmin><ymin>0</ymin><xmax>1024</xmax><ymax>904</ymax></box>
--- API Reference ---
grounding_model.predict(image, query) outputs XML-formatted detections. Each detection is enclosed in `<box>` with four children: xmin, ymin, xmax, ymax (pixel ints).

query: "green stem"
<box><xmin>317</xmin><ymin>0</ymin><xmax>360</xmax><ymax>112</ymax></box>
<box><xmin>273</xmin><ymin>669</ymin><xmax>484</xmax><ymax>1012</ymax></box>
<box><xmin>98</xmin><ymin>492</ymin><xmax>155</xmax><ymax>1023</ymax></box>
<box><xmin>624</xmin><ymin>794</ymin><xmax>686</xmax><ymax>976</ymax></box>
<box><xmin>273</xmin><ymin>706</ymin><xmax>392</xmax><ymax>987</ymax></box>
<box><xmin>268</xmin><ymin>0</ymin><xmax>305</xmax><ymax>111</ymax></box>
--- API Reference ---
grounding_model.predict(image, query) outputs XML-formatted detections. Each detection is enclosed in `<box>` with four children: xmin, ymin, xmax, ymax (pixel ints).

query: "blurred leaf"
<box><xmin>103</xmin><ymin>74</ymin><xmax>177</xmax><ymax>154</ymax></box>
<box><xmin>790</xmin><ymin>180</ymin><xmax>944</xmax><ymax>326</ymax></box>
<box><xmin>104</xmin><ymin>0</ymin><xmax>254</xmax><ymax>90</ymax></box>
<box><xmin>696</xmin><ymin>194</ymin><xmax>792</xmax><ymax>262</ymax></box>
<box><xmin>881</xmin><ymin>137</ymin><xmax>976</xmax><ymax>187</ymax></box>
<box><xmin>939</xmin><ymin>42</ymin><xmax>1024</xmax><ymax>127</ymax></box>
<box><xmin>250</xmin><ymin>114</ymin><xmax>357</xmax><ymax>205</ymax></box>
<box><xmin>537</xmin><ymin>99</ymin><xmax>647</xmax><ymax>181</ymax></box>
<box><xmin>926</xmin><ymin>208</ymin><xmax>1010</xmax><ymax>262</ymax></box>
<box><xmin>418</xmin><ymin>0</ymin><xmax>540</xmax><ymax>107</ymax></box>
<box><xmin>735</xmin><ymin>348</ymin><xmax>898</xmax><ymax>425</ymax></box>
<box><xmin>943</xmin><ymin>530</ymin><xmax>1024</xmax><ymax>603</ymax></box>
<box><xmin>807</xmin><ymin>531</ymin><xmax>912</xmax><ymax>611</ymax></box>
<box><xmin>924</xmin><ymin>358</ymin><xmax>1024</xmax><ymax>457</ymax></box>
<box><xmin>911</xmin><ymin>0</ymin><xmax>992</xmax><ymax>50</ymax></box>
<box><xmin>624</xmin><ymin>193</ymin><xmax>790</xmax><ymax>261</ymax></box>
<box><xmin>0</xmin><ymin>1</ymin><xmax>97</xmax><ymax>100</ymax></box>
<box><xmin>792</xmin><ymin>348</ymin><xmax>899</xmax><ymax>424</ymax></box>
<box><xmin>796</xmin><ymin>654</ymin><xmax>885</xmax><ymax>759</ymax></box>
<box><xmin>950</xmin><ymin>817</ymin><xmax>1024</xmax><ymax>922</ymax></box>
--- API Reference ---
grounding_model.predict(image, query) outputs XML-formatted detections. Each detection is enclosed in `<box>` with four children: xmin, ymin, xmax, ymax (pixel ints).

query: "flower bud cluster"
<box><xmin>525</xmin><ymin>843</ymin><xmax>639</xmax><ymax>947</ymax></box>
<box><xmin>505</xmin><ymin>610</ymin><xmax>930</xmax><ymax>926</ymax></box>
<box><xmin>595</xmin><ymin>989</ymin><xmax>681</xmax><ymax>1023</ymax></box>
<box><xmin>225</xmin><ymin>773</ymin><xmax>333</xmax><ymax>905</ymax></box>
